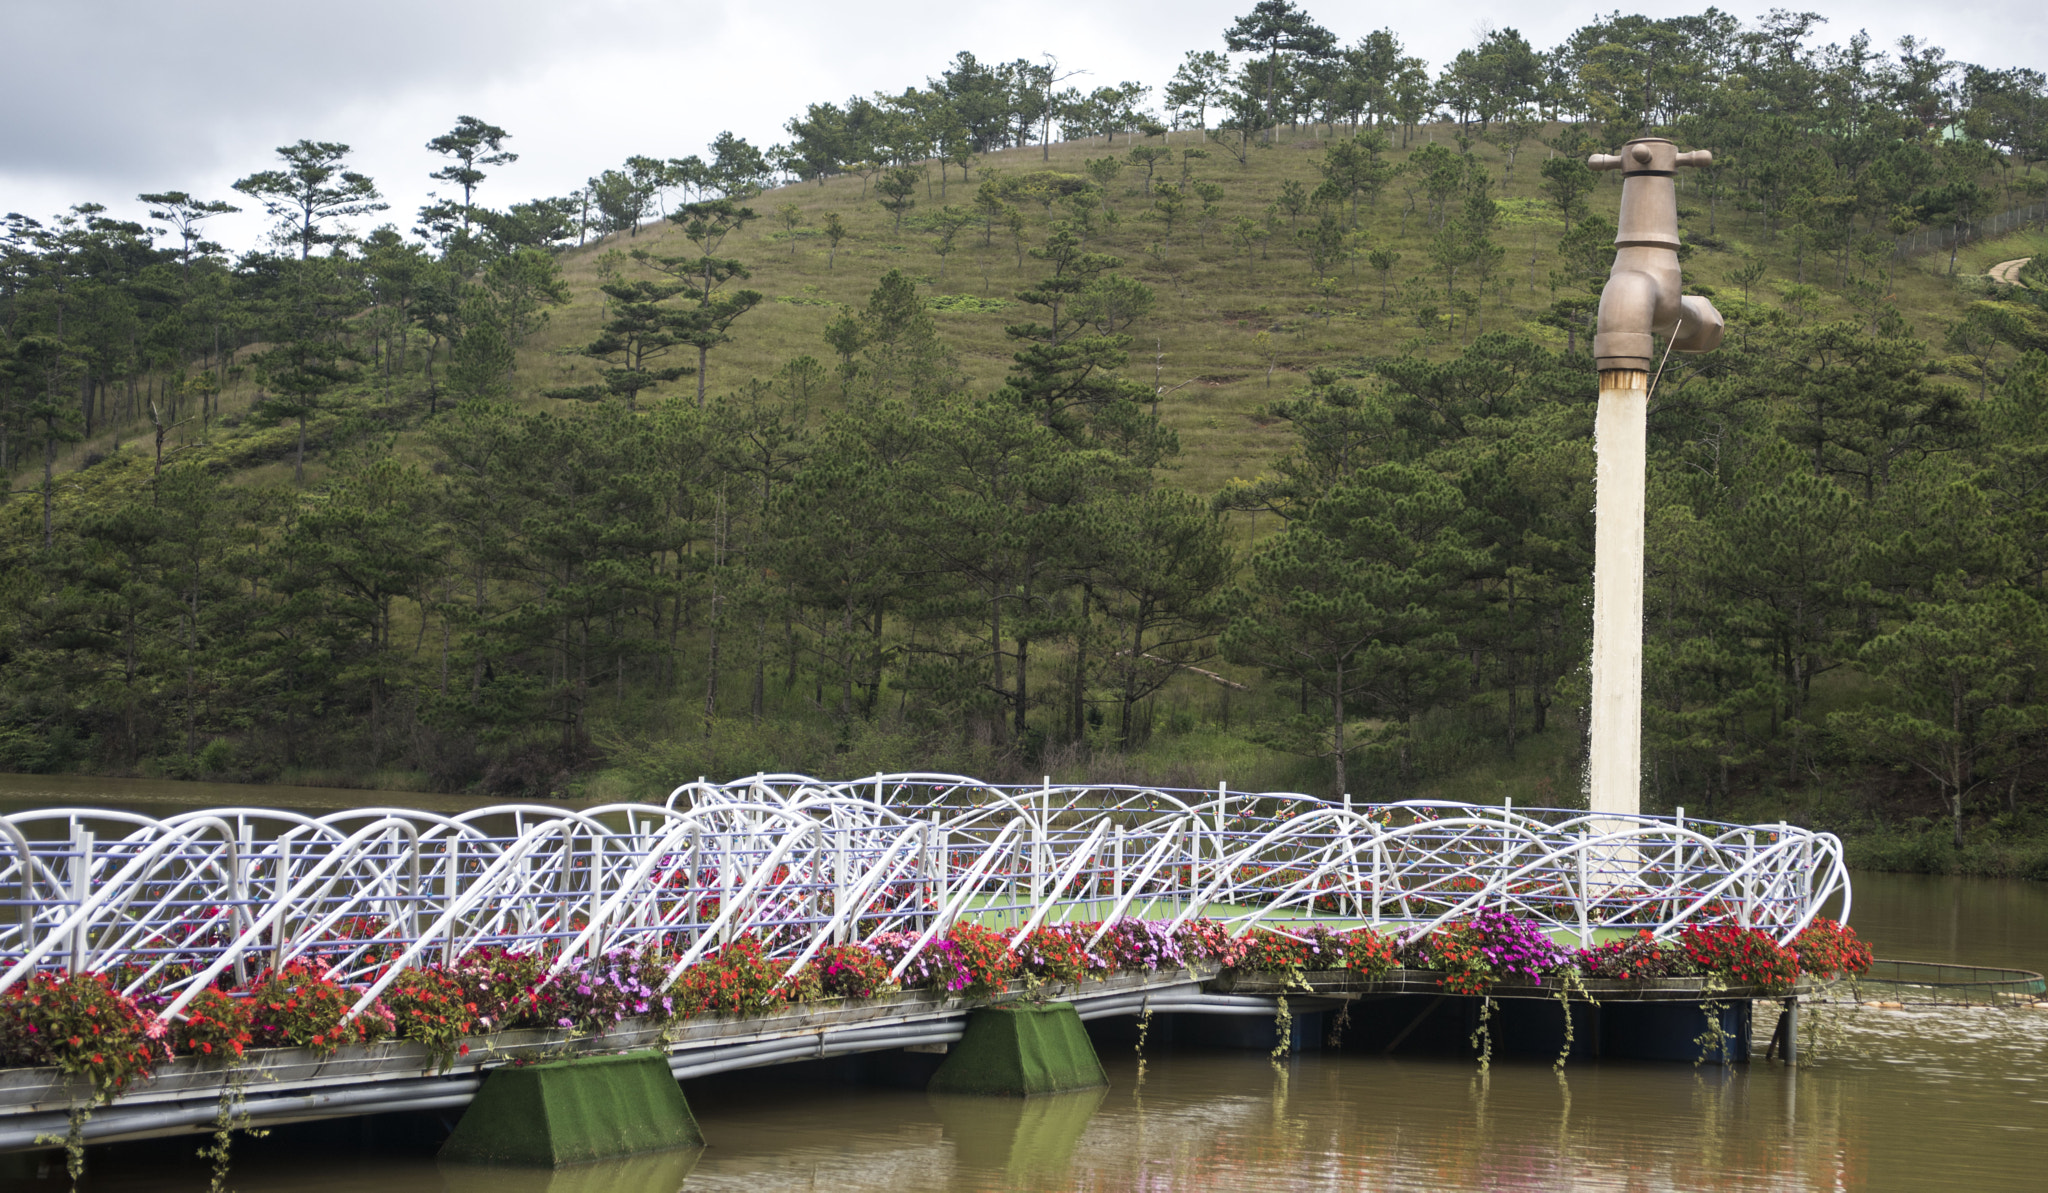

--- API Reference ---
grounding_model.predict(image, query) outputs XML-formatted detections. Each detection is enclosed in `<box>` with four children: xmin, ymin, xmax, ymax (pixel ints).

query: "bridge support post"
<box><xmin>927</xmin><ymin>1002</ymin><xmax>1107</xmax><ymax>1096</ymax></box>
<box><xmin>440</xmin><ymin>1050</ymin><xmax>702</xmax><ymax>1166</ymax></box>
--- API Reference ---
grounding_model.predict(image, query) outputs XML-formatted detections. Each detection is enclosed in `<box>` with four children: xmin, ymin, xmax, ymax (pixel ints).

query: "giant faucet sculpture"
<box><xmin>1585</xmin><ymin>138</ymin><xmax>1723</xmax><ymax>817</ymax></box>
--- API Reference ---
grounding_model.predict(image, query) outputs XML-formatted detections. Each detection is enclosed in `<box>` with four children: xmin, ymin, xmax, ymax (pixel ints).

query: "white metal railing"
<box><xmin>0</xmin><ymin>775</ymin><xmax>1848</xmax><ymax>1019</ymax></box>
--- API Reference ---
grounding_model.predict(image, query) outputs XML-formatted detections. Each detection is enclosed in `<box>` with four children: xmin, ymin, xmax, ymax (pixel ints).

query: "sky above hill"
<box><xmin>4</xmin><ymin>0</ymin><xmax>2041</xmax><ymax>253</ymax></box>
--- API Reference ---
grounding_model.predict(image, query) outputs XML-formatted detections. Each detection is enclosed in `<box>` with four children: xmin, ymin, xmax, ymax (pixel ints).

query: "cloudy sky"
<box><xmin>5</xmin><ymin>0</ymin><xmax>2041</xmax><ymax>253</ymax></box>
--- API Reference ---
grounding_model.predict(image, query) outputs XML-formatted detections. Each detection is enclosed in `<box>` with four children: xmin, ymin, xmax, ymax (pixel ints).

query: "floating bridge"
<box><xmin>0</xmin><ymin>774</ymin><xmax>1849</xmax><ymax>1150</ymax></box>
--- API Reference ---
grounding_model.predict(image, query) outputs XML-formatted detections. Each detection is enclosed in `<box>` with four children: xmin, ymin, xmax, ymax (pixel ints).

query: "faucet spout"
<box><xmin>1588</xmin><ymin>138</ymin><xmax>1723</xmax><ymax>372</ymax></box>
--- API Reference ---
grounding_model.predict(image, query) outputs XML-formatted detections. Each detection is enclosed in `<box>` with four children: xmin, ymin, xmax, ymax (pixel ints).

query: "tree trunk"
<box><xmin>42</xmin><ymin>431</ymin><xmax>56</xmax><ymax>548</ymax></box>
<box><xmin>986</xmin><ymin>584</ymin><xmax>1012</xmax><ymax>745</ymax></box>
<box><xmin>1071</xmin><ymin>585</ymin><xmax>1090</xmax><ymax>742</ymax></box>
<box><xmin>1014</xmin><ymin>631</ymin><xmax>1030</xmax><ymax>744</ymax></box>
<box><xmin>864</xmin><ymin>601</ymin><xmax>885</xmax><ymax>720</ymax></box>
<box><xmin>1331</xmin><ymin>656</ymin><xmax>1347</xmax><ymax>801</ymax></box>
<box><xmin>751</xmin><ymin>609</ymin><xmax>767</xmax><ymax>722</ymax></box>
<box><xmin>185</xmin><ymin>590</ymin><xmax>200</xmax><ymax>757</ymax></box>
<box><xmin>839</xmin><ymin>595</ymin><xmax>857</xmax><ymax>719</ymax></box>
<box><xmin>704</xmin><ymin>498</ymin><xmax>726</xmax><ymax>736</ymax></box>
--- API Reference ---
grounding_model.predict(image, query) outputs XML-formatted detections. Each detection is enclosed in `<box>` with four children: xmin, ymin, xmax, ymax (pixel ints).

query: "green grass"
<box><xmin>44</xmin><ymin>123</ymin><xmax>2026</xmax><ymax>498</ymax></box>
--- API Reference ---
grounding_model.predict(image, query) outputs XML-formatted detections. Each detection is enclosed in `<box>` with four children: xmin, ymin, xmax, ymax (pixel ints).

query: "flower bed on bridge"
<box><xmin>0</xmin><ymin>915</ymin><xmax>1869</xmax><ymax>1099</ymax></box>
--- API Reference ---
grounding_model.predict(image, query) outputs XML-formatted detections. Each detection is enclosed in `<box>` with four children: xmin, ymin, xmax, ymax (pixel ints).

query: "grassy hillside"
<box><xmin>16</xmin><ymin>121</ymin><xmax>2046</xmax><ymax>854</ymax></box>
<box><xmin>512</xmin><ymin>124</ymin><xmax>2034</xmax><ymax>498</ymax></box>
<box><xmin>68</xmin><ymin>122</ymin><xmax>2034</xmax><ymax>499</ymax></box>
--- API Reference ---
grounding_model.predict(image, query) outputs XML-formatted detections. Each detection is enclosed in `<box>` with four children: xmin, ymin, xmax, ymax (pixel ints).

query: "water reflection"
<box><xmin>42</xmin><ymin>1002</ymin><xmax>2048</xmax><ymax>1192</ymax></box>
<box><xmin>437</xmin><ymin>1151</ymin><xmax>699</xmax><ymax>1193</ymax></box>
<box><xmin>927</xmin><ymin>1087</ymin><xmax>1105</xmax><ymax>1183</ymax></box>
<box><xmin>57</xmin><ymin>1146</ymin><xmax>701</xmax><ymax>1193</ymax></box>
<box><xmin>1838</xmin><ymin>871</ymin><xmax>2048</xmax><ymax>973</ymax></box>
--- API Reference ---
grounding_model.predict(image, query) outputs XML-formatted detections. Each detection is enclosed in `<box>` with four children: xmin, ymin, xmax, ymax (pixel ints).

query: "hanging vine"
<box><xmin>1692</xmin><ymin>973</ymin><xmax>1732</xmax><ymax>1067</ymax></box>
<box><xmin>1270</xmin><ymin>993</ymin><xmax>1293</xmax><ymax>1069</ymax></box>
<box><xmin>1468</xmin><ymin>995</ymin><xmax>1496</xmax><ymax>1074</ymax></box>
<box><xmin>196</xmin><ymin>1074</ymin><xmax>269</xmax><ymax>1193</ymax></box>
<box><xmin>1134</xmin><ymin>1004</ymin><xmax>1152</xmax><ymax>1083</ymax></box>
<box><xmin>1552</xmin><ymin>967</ymin><xmax>1597</xmax><ymax>1073</ymax></box>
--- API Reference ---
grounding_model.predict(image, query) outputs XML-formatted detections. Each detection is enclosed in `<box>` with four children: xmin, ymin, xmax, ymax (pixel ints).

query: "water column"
<box><xmin>1588</xmin><ymin>366</ymin><xmax>1649</xmax><ymax>818</ymax></box>
<box><xmin>1585</xmin><ymin>138</ymin><xmax>1724</xmax><ymax>819</ymax></box>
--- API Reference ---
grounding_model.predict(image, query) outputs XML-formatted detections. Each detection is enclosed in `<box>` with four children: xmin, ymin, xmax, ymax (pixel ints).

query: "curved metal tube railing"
<box><xmin>0</xmin><ymin>774</ymin><xmax>1849</xmax><ymax>1017</ymax></box>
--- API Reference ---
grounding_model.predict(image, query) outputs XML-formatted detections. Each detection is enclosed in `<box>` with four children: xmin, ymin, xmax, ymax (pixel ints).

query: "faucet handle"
<box><xmin>1587</xmin><ymin>154</ymin><xmax>1623</xmax><ymax>172</ymax></box>
<box><xmin>1676</xmin><ymin>149</ymin><xmax>1715</xmax><ymax>169</ymax></box>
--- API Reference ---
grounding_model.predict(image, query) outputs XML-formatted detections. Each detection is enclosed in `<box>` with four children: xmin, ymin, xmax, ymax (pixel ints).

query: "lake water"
<box><xmin>5</xmin><ymin>774</ymin><xmax>2045</xmax><ymax>1192</ymax></box>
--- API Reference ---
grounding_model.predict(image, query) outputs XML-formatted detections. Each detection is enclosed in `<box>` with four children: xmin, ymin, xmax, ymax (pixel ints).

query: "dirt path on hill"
<box><xmin>1989</xmin><ymin>257</ymin><xmax>2032</xmax><ymax>284</ymax></box>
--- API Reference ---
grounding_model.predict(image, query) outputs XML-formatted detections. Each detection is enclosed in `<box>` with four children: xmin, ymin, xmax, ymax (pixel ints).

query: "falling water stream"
<box><xmin>1586</xmin><ymin>370</ymin><xmax>1649</xmax><ymax>818</ymax></box>
<box><xmin>4</xmin><ymin>775</ymin><xmax>2045</xmax><ymax>1192</ymax></box>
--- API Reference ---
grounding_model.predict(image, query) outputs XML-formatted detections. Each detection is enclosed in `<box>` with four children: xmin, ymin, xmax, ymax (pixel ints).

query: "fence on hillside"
<box><xmin>1894</xmin><ymin>201</ymin><xmax>2048</xmax><ymax>259</ymax></box>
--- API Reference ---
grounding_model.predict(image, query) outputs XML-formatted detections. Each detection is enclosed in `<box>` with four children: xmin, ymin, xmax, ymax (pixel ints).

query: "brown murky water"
<box><xmin>6</xmin><ymin>774</ymin><xmax>2047</xmax><ymax>1192</ymax></box>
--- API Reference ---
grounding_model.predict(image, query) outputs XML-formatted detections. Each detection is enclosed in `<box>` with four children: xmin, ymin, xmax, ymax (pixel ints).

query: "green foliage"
<box><xmin>926</xmin><ymin>294</ymin><xmax>1010</xmax><ymax>313</ymax></box>
<box><xmin>232</xmin><ymin>140</ymin><xmax>387</xmax><ymax>259</ymax></box>
<box><xmin>0</xmin><ymin>972</ymin><xmax>160</xmax><ymax>1097</ymax></box>
<box><xmin>671</xmin><ymin>936</ymin><xmax>800</xmax><ymax>1016</ymax></box>
<box><xmin>382</xmin><ymin>967</ymin><xmax>478</xmax><ymax>1070</ymax></box>
<box><xmin>169</xmin><ymin>988</ymin><xmax>253</xmax><ymax>1063</ymax></box>
<box><xmin>813</xmin><ymin>943</ymin><xmax>896</xmax><ymax>999</ymax></box>
<box><xmin>4</xmin><ymin>14</ymin><xmax>2047</xmax><ymax>842</ymax></box>
<box><xmin>945</xmin><ymin>923</ymin><xmax>1021</xmax><ymax>997</ymax></box>
<box><xmin>243</xmin><ymin>962</ymin><xmax>394</xmax><ymax>1055</ymax></box>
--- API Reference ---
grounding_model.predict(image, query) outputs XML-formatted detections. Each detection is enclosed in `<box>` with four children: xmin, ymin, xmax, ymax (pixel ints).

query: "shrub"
<box><xmin>1574</xmin><ymin>930</ymin><xmax>1696</xmax><ymax>981</ymax></box>
<box><xmin>1463</xmin><ymin>908</ymin><xmax>1569</xmax><ymax>985</ymax></box>
<box><xmin>1012</xmin><ymin>926</ymin><xmax>1108</xmax><ymax>983</ymax></box>
<box><xmin>554</xmin><ymin>944</ymin><xmax>678</xmax><ymax>1032</ymax></box>
<box><xmin>1341</xmin><ymin>928</ymin><xmax>1399</xmax><ymax>979</ymax></box>
<box><xmin>813</xmin><ymin>944</ymin><xmax>895</xmax><ymax>999</ymax></box>
<box><xmin>1174</xmin><ymin>919</ymin><xmax>1242</xmax><ymax>968</ymax></box>
<box><xmin>1400</xmin><ymin>910</ymin><xmax>1569</xmax><ymax>994</ymax></box>
<box><xmin>241</xmin><ymin>962</ymin><xmax>392</xmax><ymax>1055</ymax></box>
<box><xmin>671</xmin><ymin>936</ymin><xmax>792</xmax><ymax>1017</ymax></box>
<box><xmin>382</xmin><ymin>968</ymin><xmax>475</xmax><ymax>1068</ymax></box>
<box><xmin>444</xmin><ymin>947</ymin><xmax>559</xmax><ymax>1031</ymax></box>
<box><xmin>1790</xmin><ymin>918</ymin><xmax>1874</xmax><ymax>978</ymax></box>
<box><xmin>1677</xmin><ymin>924</ymin><xmax>1799</xmax><ymax>993</ymax></box>
<box><xmin>0</xmin><ymin>972</ymin><xmax>163</xmax><ymax>1096</ymax></box>
<box><xmin>1241</xmin><ymin>928</ymin><xmax>1319</xmax><ymax>973</ymax></box>
<box><xmin>944</xmin><ymin>923</ymin><xmax>1019</xmax><ymax>997</ymax></box>
<box><xmin>1088</xmin><ymin>918</ymin><xmax>1187</xmax><ymax>971</ymax></box>
<box><xmin>1398</xmin><ymin>928</ymin><xmax>1494</xmax><ymax>995</ymax></box>
<box><xmin>866</xmin><ymin>931</ymin><xmax>972</xmax><ymax>993</ymax></box>
<box><xmin>171</xmin><ymin>988</ymin><xmax>254</xmax><ymax>1062</ymax></box>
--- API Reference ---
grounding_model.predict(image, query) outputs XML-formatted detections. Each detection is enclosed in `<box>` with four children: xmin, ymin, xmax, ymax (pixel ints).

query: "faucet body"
<box><xmin>1588</xmin><ymin>138</ymin><xmax>1722</xmax><ymax>371</ymax></box>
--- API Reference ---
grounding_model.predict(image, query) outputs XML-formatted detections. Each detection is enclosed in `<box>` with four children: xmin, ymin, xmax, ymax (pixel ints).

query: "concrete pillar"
<box><xmin>927</xmin><ymin>1003</ymin><xmax>1107</xmax><ymax>1096</ymax></box>
<box><xmin>440</xmin><ymin>1051</ymin><xmax>701</xmax><ymax>1166</ymax></box>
